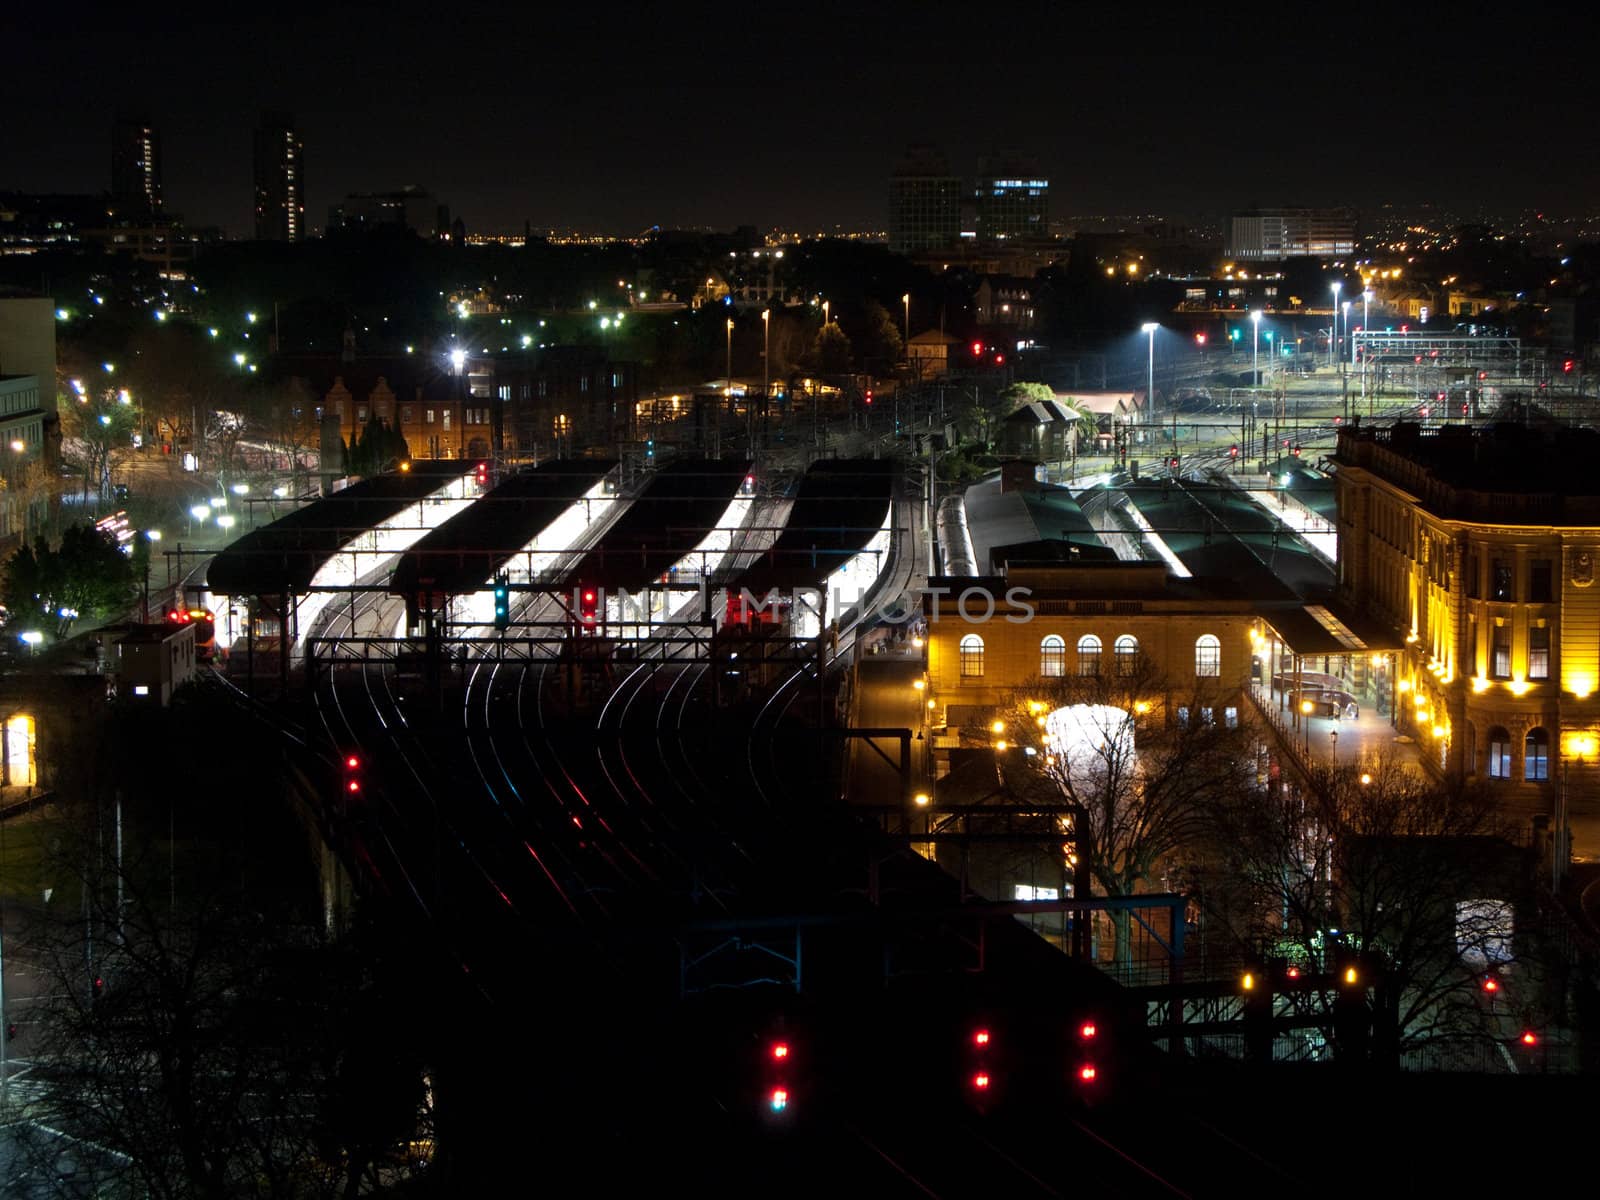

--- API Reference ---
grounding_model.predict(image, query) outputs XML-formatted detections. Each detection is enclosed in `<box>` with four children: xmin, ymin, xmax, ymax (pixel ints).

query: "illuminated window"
<box><xmin>1077</xmin><ymin>634</ymin><xmax>1101</xmax><ymax>677</ymax></box>
<box><xmin>1040</xmin><ymin>635</ymin><xmax>1065</xmax><ymax>677</ymax></box>
<box><xmin>1491</xmin><ymin>625</ymin><xmax>1511</xmax><ymax>679</ymax></box>
<box><xmin>1529</xmin><ymin>626</ymin><xmax>1550</xmax><ymax>680</ymax></box>
<box><xmin>1195</xmin><ymin>634</ymin><xmax>1221</xmax><ymax>678</ymax></box>
<box><xmin>4</xmin><ymin>713</ymin><xmax>36</xmax><ymax>787</ymax></box>
<box><xmin>1524</xmin><ymin>728</ymin><xmax>1549</xmax><ymax>782</ymax></box>
<box><xmin>1487</xmin><ymin>726</ymin><xmax>1512</xmax><ymax>779</ymax></box>
<box><xmin>1114</xmin><ymin>635</ymin><xmax>1139</xmax><ymax>676</ymax></box>
<box><xmin>960</xmin><ymin>634</ymin><xmax>985</xmax><ymax>678</ymax></box>
<box><xmin>1224</xmin><ymin>706</ymin><xmax>1239</xmax><ymax>728</ymax></box>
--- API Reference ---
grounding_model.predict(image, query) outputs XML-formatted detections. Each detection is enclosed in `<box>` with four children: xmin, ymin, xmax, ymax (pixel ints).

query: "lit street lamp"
<box><xmin>761</xmin><ymin>308</ymin><xmax>771</xmax><ymax>447</ymax></box>
<box><xmin>901</xmin><ymin>292</ymin><xmax>910</xmax><ymax>354</ymax></box>
<box><xmin>1330</xmin><ymin>282</ymin><xmax>1342</xmax><ymax>366</ymax></box>
<box><xmin>725</xmin><ymin>318</ymin><xmax>733</xmax><ymax>408</ymax></box>
<box><xmin>189</xmin><ymin>504</ymin><xmax>210</xmax><ymax>535</ymax></box>
<box><xmin>1250</xmin><ymin>309</ymin><xmax>1262</xmax><ymax>388</ymax></box>
<box><xmin>1141</xmin><ymin>322</ymin><xmax>1159</xmax><ymax>431</ymax></box>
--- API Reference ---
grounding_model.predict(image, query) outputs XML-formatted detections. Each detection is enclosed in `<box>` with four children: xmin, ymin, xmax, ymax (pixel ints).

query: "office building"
<box><xmin>974</xmin><ymin>156</ymin><xmax>1048</xmax><ymax>243</ymax></box>
<box><xmin>253</xmin><ymin>112</ymin><xmax>305</xmax><ymax>242</ymax></box>
<box><xmin>111</xmin><ymin>115</ymin><xmax>162</xmax><ymax>216</ymax></box>
<box><xmin>328</xmin><ymin>186</ymin><xmax>447</xmax><ymax>237</ymax></box>
<box><xmin>1226</xmin><ymin>208</ymin><xmax>1357</xmax><ymax>261</ymax></box>
<box><xmin>889</xmin><ymin>146</ymin><xmax>963</xmax><ymax>254</ymax></box>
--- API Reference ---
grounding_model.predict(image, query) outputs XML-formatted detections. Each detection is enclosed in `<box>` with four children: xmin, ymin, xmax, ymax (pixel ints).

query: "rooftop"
<box><xmin>731</xmin><ymin>458</ymin><xmax>895</xmax><ymax>593</ymax></box>
<box><xmin>1337</xmin><ymin>421</ymin><xmax>1600</xmax><ymax>524</ymax></box>
<box><xmin>207</xmin><ymin>461</ymin><xmax>471</xmax><ymax>595</ymax></box>
<box><xmin>390</xmin><ymin>459</ymin><xmax>617</xmax><ymax>594</ymax></box>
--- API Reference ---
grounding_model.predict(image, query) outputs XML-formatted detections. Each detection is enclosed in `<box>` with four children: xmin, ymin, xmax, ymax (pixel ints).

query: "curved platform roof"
<box><xmin>389</xmin><ymin>459</ymin><xmax>617</xmax><ymax>595</ymax></box>
<box><xmin>206</xmin><ymin>461</ymin><xmax>472</xmax><ymax>596</ymax></box>
<box><xmin>560</xmin><ymin>458</ymin><xmax>753</xmax><ymax>592</ymax></box>
<box><xmin>731</xmin><ymin>458</ymin><xmax>897</xmax><ymax>593</ymax></box>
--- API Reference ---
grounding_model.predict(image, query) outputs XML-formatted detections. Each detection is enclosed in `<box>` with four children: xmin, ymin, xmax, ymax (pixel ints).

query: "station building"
<box><xmin>1335</xmin><ymin>421</ymin><xmax>1600</xmax><ymax>817</ymax></box>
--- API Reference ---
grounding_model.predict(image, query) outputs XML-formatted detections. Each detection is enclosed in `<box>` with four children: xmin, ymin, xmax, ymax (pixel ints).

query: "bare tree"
<box><xmin>1196</xmin><ymin>756</ymin><xmax>1545</xmax><ymax>1066</ymax></box>
<box><xmin>986</xmin><ymin>659</ymin><xmax>1258</xmax><ymax>962</ymax></box>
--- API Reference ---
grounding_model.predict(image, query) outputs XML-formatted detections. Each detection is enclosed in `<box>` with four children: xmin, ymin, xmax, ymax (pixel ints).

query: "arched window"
<box><xmin>1487</xmin><ymin>726</ymin><xmax>1512</xmax><ymax>779</ymax></box>
<box><xmin>1114</xmin><ymin>634</ymin><xmax>1139</xmax><ymax>676</ymax></box>
<box><xmin>959</xmin><ymin>633</ymin><xmax>985</xmax><ymax>678</ymax></box>
<box><xmin>1077</xmin><ymin>634</ymin><xmax>1102</xmax><ymax>677</ymax></box>
<box><xmin>1040</xmin><ymin>635</ymin><xmax>1065</xmax><ymax>678</ymax></box>
<box><xmin>1195</xmin><ymin>634</ymin><xmax>1221</xmax><ymax>678</ymax></box>
<box><xmin>1524</xmin><ymin>728</ymin><xmax>1550</xmax><ymax>782</ymax></box>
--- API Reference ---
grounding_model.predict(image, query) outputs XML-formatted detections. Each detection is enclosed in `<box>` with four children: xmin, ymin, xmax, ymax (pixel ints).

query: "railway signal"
<box><xmin>493</xmin><ymin>574</ymin><xmax>511</xmax><ymax>631</ymax></box>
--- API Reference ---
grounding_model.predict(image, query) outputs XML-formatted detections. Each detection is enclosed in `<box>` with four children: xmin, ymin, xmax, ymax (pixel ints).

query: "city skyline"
<box><xmin>3</xmin><ymin>5</ymin><xmax>1596</xmax><ymax>237</ymax></box>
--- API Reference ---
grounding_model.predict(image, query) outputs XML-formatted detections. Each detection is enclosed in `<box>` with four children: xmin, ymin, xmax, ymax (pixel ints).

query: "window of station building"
<box><xmin>1529</xmin><ymin>625</ymin><xmax>1550</xmax><ymax>680</ymax></box>
<box><xmin>442</xmin><ymin>411</ymin><xmax>452</xmax><ymax>430</ymax></box>
<box><xmin>1176</xmin><ymin>706</ymin><xmax>1190</xmax><ymax>728</ymax></box>
<box><xmin>425</xmin><ymin>409</ymin><xmax>435</xmax><ymax>424</ymax></box>
<box><xmin>1491</xmin><ymin>624</ymin><xmax>1511</xmax><ymax>679</ymax></box>
<box><xmin>497</xmin><ymin>385</ymin><xmax>511</xmax><ymax>401</ymax></box>
<box><xmin>1224</xmin><ymin>706</ymin><xmax>1239</xmax><ymax>729</ymax></box>
<box><xmin>356</xmin><ymin>405</ymin><xmax>368</xmax><ymax>422</ymax></box>
<box><xmin>1524</xmin><ymin>728</ymin><xmax>1550</xmax><ymax>782</ymax></box>
<box><xmin>1491</xmin><ymin>559</ymin><xmax>1513</xmax><ymax>602</ymax></box>
<box><xmin>960</xmin><ymin>634</ymin><xmax>985</xmax><ymax>678</ymax></box>
<box><xmin>1194</xmin><ymin>634</ymin><xmax>1221</xmax><ymax>678</ymax></box>
<box><xmin>1040</xmin><ymin>635</ymin><xmax>1065</xmax><ymax>677</ymax></box>
<box><xmin>1077</xmin><ymin>634</ymin><xmax>1101</xmax><ymax>677</ymax></box>
<box><xmin>1530</xmin><ymin>559</ymin><xmax>1554</xmax><ymax>603</ymax></box>
<box><xmin>1114</xmin><ymin>634</ymin><xmax>1139</xmax><ymax>676</ymax></box>
<box><xmin>1487</xmin><ymin>726</ymin><xmax>1512</xmax><ymax>779</ymax></box>
<box><xmin>1200</xmin><ymin>706</ymin><xmax>1214</xmax><ymax>725</ymax></box>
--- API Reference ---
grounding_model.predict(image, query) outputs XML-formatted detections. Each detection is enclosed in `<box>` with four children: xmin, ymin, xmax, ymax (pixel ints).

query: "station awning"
<box><xmin>1257</xmin><ymin>602</ymin><xmax>1407</xmax><ymax>657</ymax></box>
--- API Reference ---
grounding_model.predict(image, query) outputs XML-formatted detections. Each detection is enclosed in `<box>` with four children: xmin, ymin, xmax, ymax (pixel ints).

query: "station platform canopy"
<box><xmin>1118</xmin><ymin>480</ymin><xmax>1336</xmax><ymax>603</ymax></box>
<box><xmin>559</xmin><ymin>458</ymin><xmax>752</xmax><ymax>593</ymax></box>
<box><xmin>206</xmin><ymin>461</ymin><xmax>473</xmax><ymax>596</ymax></box>
<box><xmin>1256</xmin><ymin>601</ymin><xmax>1407</xmax><ymax>658</ymax></box>
<box><xmin>730</xmin><ymin>458</ymin><xmax>895</xmax><ymax>594</ymax></box>
<box><xmin>389</xmin><ymin>459</ymin><xmax>617</xmax><ymax>595</ymax></box>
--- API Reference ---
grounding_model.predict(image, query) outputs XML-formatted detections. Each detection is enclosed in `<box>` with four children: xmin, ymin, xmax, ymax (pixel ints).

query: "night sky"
<box><xmin>4</xmin><ymin>2</ymin><xmax>1595</xmax><ymax>236</ymax></box>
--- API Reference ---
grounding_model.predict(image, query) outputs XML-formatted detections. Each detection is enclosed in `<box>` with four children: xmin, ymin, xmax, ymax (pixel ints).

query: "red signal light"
<box><xmin>1521</xmin><ymin>1031</ymin><xmax>1538</xmax><ymax>1045</ymax></box>
<box><xmin>971</xmin><ymin>340</ymin><xmax>983</xmax><ymax>357</ymax></box>
<box><xmin>1483</xmin><ymin>977</ymin><xmax>1499</xmax><ymax>993</ymax></box>
<box><xmin>1078</xmin><ymin>1021</ymin><xmax>1098</xmax><ymax>1040</ymax></box>
<box><xmin>1564</xmin><ymin>360</ymin><xmax>1574</xmax><ymax>373</ymax></box>
<box><xmin>771</xmin><ymin>1042</ymin><xmax>789</xmax><ymax>1060</ymax></box>
<box><xmin>347</xmin><ymin>780</ymin><xmax>360</xmax><ymax>793</ymax></box>
<box><xmin>972</xmin><ymin>1072</ymin><xmax>990</xmax><ymax>1090</ymax></box>
<box><xmin>973</xmin><ymin>1029</ymin><xmax>990</xmax><ymax>1046</ymax></box>
<box><xmin>769</xmin><ymin>1087</ymin><xmax>789</xmax><ymax>1112</ymax></box>
<box><xmin>1286</xmin><ymin>966</ymin><xmax>1301</xmax><ymax>980</ymax></box>
<box><xmin>994</xmin><ymin>353</ymin><xmax>1005</xmax><ymax>365</ymax></box>
<box><xmin>1229</xmin><ymin>445</ymin><xmax>1239</xmax><ymax>457</ymax></box>
<box><xmin>346</xmin><ymin>755</ymin><xmax>360</xmax><ymax>769</ymax></box>
<box><xmin>1195</xmin><ymin>332</ymin><xmax>1207</xmax><ymax>345</ymax></box>
<box><xmin>1078</xmin><ymin>1064</ymin><xmax>1097</xmax><ymax>1082</ymax></box>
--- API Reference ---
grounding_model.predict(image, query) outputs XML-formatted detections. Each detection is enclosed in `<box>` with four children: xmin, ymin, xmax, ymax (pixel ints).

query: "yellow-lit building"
<box><xmin>923</xmin><ymin>561</ymin><xmax>1255</xmax><ymax>735</ymax></box>
<box><xmin>1336</xmin><ymin>421</ymin><xmax>1600</xmax><ymax>810</ymax></box>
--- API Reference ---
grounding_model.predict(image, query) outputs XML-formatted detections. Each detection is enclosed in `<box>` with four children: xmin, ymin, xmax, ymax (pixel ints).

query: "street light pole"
<box><xmin>1250</xmin><ymin>309</ymin><xmax>1261</xmax><ymax>388</ymax></box>
<box><xmin>1330</xmin><ymin>282</ymin><xmax>1342</xmax><ymax>367</ymax></box>
<box><xmin>761</xmin><ymin>308</ymin><xmax>770</xmax><ymax>451</ymax></box>
<box><xmin>902</xmin><ymin>292</ymin><xmax>910</xmax><ymax>353</ymax></box>
<box><xmin>1141</xmin><ymin>322</ymin><xmax>1158</xmax><ymax>439</ymax></box>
